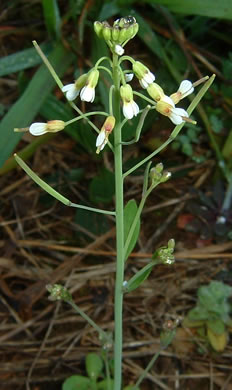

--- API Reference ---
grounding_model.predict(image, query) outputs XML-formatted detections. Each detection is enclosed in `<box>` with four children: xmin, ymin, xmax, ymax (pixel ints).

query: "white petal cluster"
<box><xmin>178</xmin><ymin>80</ymin><xmax>194</xmax><ymax>99</ymax></box>
<box><xmin>123</xmin><ymin>101</ymin><xmax>139</xmax><ymax>120</ymax></box>
<box><xmin>80</xmin><ymin>86</ymin><xmax>95</xmax><ymax>102</ymax></box>
<box><xmin>62</xmin><ymin>84</ymin><xmax>80</xmax><ymax>101</ymax></box>
<box><xmin>139</xmin><ymin>70</ymin><xmax>155</xmax><ymax>89</ymax></box>
<box><xmin>29</xmin><ymin>122</ymin><xmax>47</xmax><ymax>136</ymax></box>
<box><xmin>96</xmin><ymin>131</ymin><xmax>108</xmax><ymax>153</ymax></box>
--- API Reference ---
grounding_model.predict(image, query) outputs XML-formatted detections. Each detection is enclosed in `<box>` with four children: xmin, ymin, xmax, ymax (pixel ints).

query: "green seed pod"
<box><xmin>112</xmin><ymin>26</ymin><xmax>120</xmax><ymax>41</ymax></box>
<box><xmin>94</xmin><ymin>21</ymin><xmax>103</xmax><ymax>38</ymax></box>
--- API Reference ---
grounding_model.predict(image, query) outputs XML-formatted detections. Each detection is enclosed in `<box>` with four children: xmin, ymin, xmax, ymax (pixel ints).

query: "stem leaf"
<box><xmin>124</xmin><ymin>199</ymin><xmax>140</xmax><ymax>261</ymax></box>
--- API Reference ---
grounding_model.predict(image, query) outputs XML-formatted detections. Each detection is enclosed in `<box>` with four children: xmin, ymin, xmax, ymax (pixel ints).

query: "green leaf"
<box><xmin>0</xmin><ymin>43</ymin><xmax>74</xmax><ymax>168</ymax></box>
<box><xmin>62</xmin><ymin>375</ymin><xmax>91</xmax><ymax>390</ymax></box>
<box><xmin>124</xmin><ymin>199</ymin><xmax>140</xmax><ymax>261</ymax></box>
<box><xmin>85</xmin><ymin>353</ymin><xmax>103</xmax><ymax>381</ymax></box>
<box><xmin>0</xmin><ymin>42</ymin><xmax>52</xmax><ymax>77</ymax></box>
<box><xmin>42</xmin><ymin>0</ymin><xmax>61</xmax><ymax>39</ymax></box>
<box><xmin>187</xmin><ymin>306</ymin><xmax>210</xmax><ymax>321</ymax></box>
<box><xmin>97</xmin><ymin>379</ymin><xmax>114</xmax><ymax>390</ymax></box>
<box><xmin>75</xmin><ymin>209</ymin><xmax>110</xmax><ymax>237</ymax></box>
<box><xmin>89</xmin><ymin>168</ymin><xmax>115</xmax><ymax>204</ymax></box>
<box><xmin>146</xmin><ymin>0</ymin><xmax>232</xmax><ymax>20</ymax></box>
<box><xmin>126</xmin><ymin>262</ymin><xmax>154</xmax><ymax>293</ymax></box>
<box><xmin>207</xmin><ymin>319</ymin><xmax>225</xmax><ymax>335</ymax></box>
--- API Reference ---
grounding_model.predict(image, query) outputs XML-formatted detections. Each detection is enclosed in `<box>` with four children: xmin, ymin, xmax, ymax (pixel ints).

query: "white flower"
<box><xmin>62</xmin><ymin>83</ymin><xmax>80</xmax><ymax>101</ymax></box>
<box><xmin>178</xmin><ymin>80</ymin><xmax>194</xmax><ymax>99</ymax></box>
<box><xmin>80</xmin><ymin>85</ymin><xmax>95</xmax><ymax>102</ymax></box>
<box><xmin>29</xmin><ymin>122</ymin><xmax>47</xmax><ymax>136</ymax></box>
<box><xmin>123</xmin><ymin>100</ymin><xmax>139</xmax><ymax>120</ymax></box>
<box><xmin>29</xmin><ymin>120</ymin><xmax>65</xmax><ymax>136</ymax></box>
<box><xmin>139</xmin><ymin>70</ymin><xmax>155</xmax><ymax>89</ymax></box>
<box><xmin>115</xmin><ymin>44</ymin><xmax>124</xmax><ymax>56</ymax></box>
<box><xmin>132</xmin><ymin>61</ymin><xmax>155</xmax><ymax>89</ymax></box>
<box><xmin>125</xmin><ymin>73</ymin><xmax>134</xmax><ymax>82</ymax></box>
<box><xmin>96</xmin><ymin>131</ymin><xmax>107</xmax><ymax>153</ymax></box>
<box><xmin>120</xmin><ymin>84</ymin><xmax>139</xmax><ymax>120</ymax></box>
<box><xmin>96</xmin><ymin>116</ymin><xmax>115</xmax><ymax>154</ymax></box>
<box><xmin>80</xmin><ymin>69</ymin><xmax>99</xmax><ymax>103</ymax></box>
<box><xmin>170</xmin><ymin>80</ymin><xmax>194</xmax><ymax>104</ymax></box>
<box><xmin>156</xmin><ymin>95</ymin><xmax>188</xmax><ymax>125</ymax></box>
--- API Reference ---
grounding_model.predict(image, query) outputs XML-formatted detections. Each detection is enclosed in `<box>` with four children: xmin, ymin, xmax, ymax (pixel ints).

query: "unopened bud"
<box><xmin>47</xmin><ymin>120</ymin><xmax>65</xmax><ymax>132</ymax></box>
<box><xmin>102</xmin><ymin>23</ymin><xmax>112</xmax><ymax>41</ymax></box>
<box><xmin>160</xmin><ymin>171</ymin><xmax>171</xmax><ymax>183</ymax></box>
<box><xmin>94</xmin><ymin>21</ymin><xmax>103</xmax><ymax>38</ymax></box>
<box><xmin>112</xmin><ymin>26</ymin><xmax>120</xmax><ymax>41</ymax></box>
<box><xmin>46</xmin><ymin>284</ymin><xmax>72</xmax><ymax>302</ymax></box>
<box><xmin>147</xmin><ymin>83</ymin><xmax>165</xmax><ymax>101</ymax></box>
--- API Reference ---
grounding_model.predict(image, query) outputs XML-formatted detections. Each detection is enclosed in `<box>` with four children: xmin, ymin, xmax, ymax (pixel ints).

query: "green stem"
<box><xmin>68</xmin><ymin>300</ymin><xmax>107</xmax><ymax>340</ymax></box>
<box><xmin>65</xmin><ymin>111</ymin><xmax>109</xmax><ymax>126</ymax></box>
<box><xmin>132</xmin><ymin>348</ymin><xmax>162</xmax><ymax>390</ymax></box>
<box><xmin>112</xmin><ymin>53</ymin><xmax>124</xmax><ymax>390</ymax></box>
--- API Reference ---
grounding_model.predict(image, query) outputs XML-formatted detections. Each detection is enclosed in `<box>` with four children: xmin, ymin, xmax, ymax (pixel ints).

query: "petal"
<box><xmin>80</xmin><ymin>86</ymin><xmax>95</xmax><ymax>102</ymax></box>
<box><xmin>144</xmin><ymin>71</ymin><xmax>155</xmax><ymax>84</ymax></box>
<box><xmin>123</xmin><ymin>103</ymin><xmax>134</xmax><ymax>119</ymax></box>
<box><xmin>139</xmin><ymin>79</ymin><xmax>149</xmax><ymax>89</ymax></box>
<box><xmin>132</xmin><ymin>101</ymin><xmax>139</xmax><ymax>116</ymax></box>
<box><xmin>66</xmin><ymin>88</ymin><xmax>79</xmax><ymax>101</ymax></box>
<box><xmin>169</xmin><ymin>113</ymin><xmax>183</xmax><ymax>125</ymax></box>
<box><xmin>62</xmin><ymin>83</ymin><xmax>75</xmax><ymax>92</ymax></box>
<box><xmin>173</xmin><ymin>108</ymin><xmax>188</xmax><ymax>117</ymax></box>
<box><xmin>29</xmin><ymin>122</ymin><xmax>47</xmax><ymax>136</ymax></box>
<box><xmin>179</xmin><ymin>80</ymin><xmax>194</xmax><ymax>98</ymax></box>
<box><xmin>96</xmin><ymin>131</ymin><xmax>106</xmax><ymax>147</ymax></box>
<box><xmin>125</xmin><ymin>73</ymin><xmax>134</xmax><ymax>82</ymax></box>
<box><xmin>161</xmin><ymin>95</ymin><xmax>175</xmax><ymax>107</ymax></box>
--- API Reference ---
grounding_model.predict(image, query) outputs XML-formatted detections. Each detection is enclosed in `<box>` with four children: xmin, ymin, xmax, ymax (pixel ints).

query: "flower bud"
<box><xmin>102</xmin><ymin>22</ymin><xmax>112</xmax><ymax>41</ymax></box>
<box><xmin>147</xmin><ymin>83</ymin><xmax>165</xmax><ymax>101</ymax></box>
<box><xmin>75</xmin><ymin>73</ymin><xmax>88</xmax><ymax>89</ymax></box>
<box><xmin>160</xmin><ymin>171</ymin><xmax>172</xmax><ymax>183</ymax></box>
<box><xmin>94</xmin><ymin>21</ymin><xmax>103</xmax><ymax>38</ymax></box>
<box><xmin>103</xmin><ymin>115</ymin><xmax>116</xmax><ymax>133</ymax></box>
<box><xmin>112</xmin><ymin>26</ymin><xmax>120</xmax><ymax>41</ymax></box>
<box><xmin>47</xmin><ymin>120</ymin><xmax>65</xmax><ymax>132</ymax></box>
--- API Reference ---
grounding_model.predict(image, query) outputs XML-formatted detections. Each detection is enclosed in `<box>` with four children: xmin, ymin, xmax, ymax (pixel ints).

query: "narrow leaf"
<box><xmin>147</xmin><ymin>0</ymin><xmax>232</xmax><ymax>20</ymax></box>
<box><xmin>0</xmin><ymin>42</ymin><xmax>52</xmax><ymax>77</ymax></box>
<box><xmin>124</xmin><ymin>199</ymin><xmax>140</xmax><ymax>261</ymax></box>
<box><xmin>14</xmin><ymin>154</ymin><xmax>71</xmax><ymax>206</ymax></box>
<box><xmin>42</xmin><ymin>0</ymin><xmax>61</xmax><ymax>39</ymax></box>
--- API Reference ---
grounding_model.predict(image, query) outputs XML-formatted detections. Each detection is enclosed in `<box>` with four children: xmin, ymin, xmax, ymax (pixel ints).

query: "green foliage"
<box><xmin>62</xmin><ymin>375</ymin><xmax>91</xmax><ymax>390</ymax></box>
<box><xmin>184</xmin><ymin>281</ymin><xmax>232</xmax><ymax>351</ymax></box>
<box><xmin>0</xmin><ymin>43</ymin><xmax>53</xmax><ymax>77</ymax></box>
<box><xmin>123</xmin><ymin>199</ymin><xmax>140</xmax><ymax>260</ymax></box>
<box><xmin>86</xmin><ymin>353</ymin><xmax>103</xmax><ymax>381</ymax></box>
<box><xmin>42</xmin><ymin>0</ymin><xmax>61</xmax><ymax>40</ymax></box>
<box><xmin>144</xmin><ymin>0</ymin><xmax>232</xmax><ymax>20</ymax></box>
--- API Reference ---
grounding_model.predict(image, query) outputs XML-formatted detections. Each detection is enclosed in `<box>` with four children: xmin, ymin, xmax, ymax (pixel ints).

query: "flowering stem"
<box><xmin>112</xmin><ymin>52</ymin><xmax>125</xmax><ymax>390</ymax></box>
